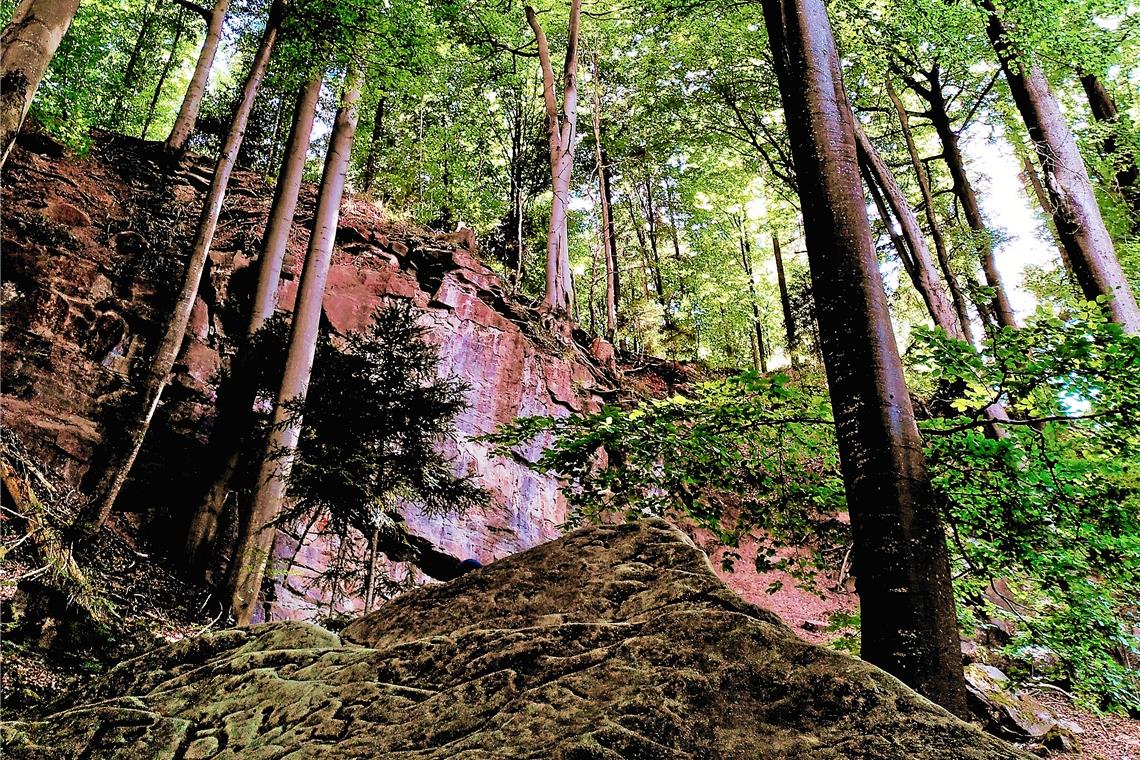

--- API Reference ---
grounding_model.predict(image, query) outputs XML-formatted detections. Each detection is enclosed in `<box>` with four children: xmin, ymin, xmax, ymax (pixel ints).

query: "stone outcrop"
<box><xmin>0</xmin><ymin>519</ymin><xmax>1027</xmax><ymax>759</ymax></box>
<box><xmin>0</xmin><ymin>135</ymin><xmax>615</xmax><ymax>619</ymax></box>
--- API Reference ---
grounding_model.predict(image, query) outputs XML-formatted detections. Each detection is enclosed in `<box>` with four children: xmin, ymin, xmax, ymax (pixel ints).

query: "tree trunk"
<box><xmin>184</xmin><ymin>71</ymin><xmax>323</xmax><ymax>578</ymax></box>
<box><xmin>142</xmin><ymin>11</ymin><xmax>187</xmax><ymax>141</ymax></box>
<box><xmin>738</xmin><ymin>228</ymin><xmax>768</xmax><ymax>372</ymax></box>
<box><xmin>226</xmin><ymin>72</ymin><xmax>361</xmax><ymax>626</ymax></box>
<box><xmin>362</xmin><ymin>95</ymin><xmax>385</xmax><ymax>194</ymax></box>
<box><xmin>601</xmin><ymin>148</ymin><xmax>621</xmax><ymax>306</ymax></box>
<box><xmin>166</xmin><ymin>0</ymin><xmax>232</xmax><ymax>151</ymax></box>
<box><xmin>110</xmin><ymin>0</ymin><xmax>158</xmax><ymax>129</ymax></box>
<box><xmin>1080</xmin><ymin>72</ymin><xmax>1138</xmax><ymax>217</ymax></box>
<box><xmin>0</xmin><ymin>0</ymin><xmax>81</xmax><ymax>168</ymax></box>
<box><xmin>526</xmin><ymin>0</ymin><xmax>581</xmax><ymax>316</ymax></box>
<box><xmin>80</xmin><ymin>2</ymin><xmax>282</xmax><ymax>536</ymax></box>
<box><xmin>886</xmin><ymin>80</ymin><xmax>975</xmax><ymax>344</ymax></box>
<box><xmin>982</xmin><ymin>3</ymin><xmax>1139</xmax><ymax>333</ymax></box>
<box><xmin>761</xmin><ymin>0</ymin><xmax>968</xmax><ymax>716</ymax></box>
<box><xmin>363</xmin><ymin>523</ymin><xmax>380</xmax><ymax>613</ymax></box>
<box><xmin>855</xmin><ymin>124</ymin><xmax>965</xmax><ymax>341</ymax></box>
<box><xmin>1018</xmin><ymin>149</ymin><xmax>1073</xmax><ymax>275</ymax></box>
<box><xmin>912</xmin><ymin>67</ymin><xmax>1018</xmax><ymax>330</ymax></box>
<box><xmin>592</xmin><ymin>59</ymin><xmax>618</xmax><ymax>339</ymax></box>
<box><xmin>771</xmin><ymin>233</ymin><xmax>798</xmax><ymax>366</ymax></box>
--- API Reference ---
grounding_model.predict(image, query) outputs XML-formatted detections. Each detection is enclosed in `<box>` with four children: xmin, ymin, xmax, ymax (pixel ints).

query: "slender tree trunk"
<box><xmin>643</xmin><ymin>179</ymin><xmax>670</xmax><ymax>316</ymax></box>
<box><xmin>80</xmin><ymin>3</ymin><xmax>282</xmax><ymax>536</ymax></box>
<box><xmin>592</xmin><ymin>58</ymin><xmax>618</xmax><ymax>339</ymax></box>
<box><xmin>363</xmin><ymin>523</ymin><xmax>380</xmax><ymax>613</ymax></box>
<box><xmin>855</xmin><ymin>124</ymin><xmax>965</xmax><ymax>341</ymax></box>
<box><xmin>982</xmin><ymin>2</ymin><xmax>1139</xmax><ymax>333</ymax></box>
<box><xmin>1080</xmin><ymin>72</ymin><xmax>1138</xmax><ymax>217</ymax></box>
<box><xmin>527</xmin><ymin>0</ymin><xmax>581</xmax><ymax>316</ymax></box>
<box><xmin>226</xmin><ymin>72</ymin><xmax>361</xmax><ymax>626</ymax></box>
<box><xmin>0</xmin><ymin>0</ymin><xmax>81</xmax><ymax>168</ymax></box>
<box><xmin>166</xmin><ymin>0</ymin><xmax>232</xmax><ymax>151</ymax></box>
<box><xmin>913</xmin><ymin>68</ymin><xmax>1018</xmax><ymax>330</ymax></box>
<box><xmin>762</xmin><ymin>0</ymin><xmax>968</xmax><ymax>716</ymax></box>
<box><xmin>601</xmin><ymin>148</ymin><xmax>621</xmax><ymax>307</ymax></box>
<box><xmin>362</xmin><ymin>95</ymin><xmax>385</xmax><ymax>194</ymax></box>
<box><xmin>184</xmin><ymin>72</ymin><xmax>323</xmax><ymax>577</ymax></box>
<box><xmin>886</xmin><ymin>80</ymin><xmax>975</xmax><ymax>345</ymax></box>
<box><xmin>738</xmin><ymin>228</ymin><xmax>768</xmax><ymax>372</ymax></box>
<box><xmin>142</xmin><ymin>11</ymin><xmax>186</xmax><ymax>141</ymax></box>
<box><xmin>1018</xmin><ymin>149</ymin><xmax>1073</xmax><ymax>274</ymax></box>
<box><xmin>110</xmin><ymin>0</ymin><xmax>158</xmax><ymax>129</ymax></box>
<box><xmin>771</xmin><ymin>233</ymin><xmax>798</xmax><ymax>366</ymax></box>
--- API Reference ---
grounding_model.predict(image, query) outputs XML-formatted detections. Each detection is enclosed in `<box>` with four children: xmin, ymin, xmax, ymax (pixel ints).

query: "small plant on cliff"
<box><xmin>250</xmin><ymin>301</ymin><xmax>486</xmax><ymax>612</ymax></box>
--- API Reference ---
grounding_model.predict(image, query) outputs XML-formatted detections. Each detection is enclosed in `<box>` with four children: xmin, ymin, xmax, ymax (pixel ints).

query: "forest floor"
<box><xmin>3</xmin><ymin>516</ymin><xmax>1137</xmax><ymax>757</ymax></box>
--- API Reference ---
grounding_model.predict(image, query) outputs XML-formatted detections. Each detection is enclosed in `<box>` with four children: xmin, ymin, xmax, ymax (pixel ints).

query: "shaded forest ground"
<box><xmin>0</xmin><ymin>131</ymin><xmax>1136</xmax><ymax>758</ymax></box>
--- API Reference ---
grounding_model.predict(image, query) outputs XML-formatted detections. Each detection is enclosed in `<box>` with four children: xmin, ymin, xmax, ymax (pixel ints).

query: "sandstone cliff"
<box><xmin>0</xmin><ymin>135</ymin><xmax>616</xmax><ymax>619</ymax></box>
<box><xmin>0</xmin><ymin>519</ymin><xmax>1026</xmax><ymax>759</ymax></box>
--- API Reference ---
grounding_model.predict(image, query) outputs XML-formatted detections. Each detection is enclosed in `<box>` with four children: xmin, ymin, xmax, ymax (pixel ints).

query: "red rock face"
<box><xmin>1</xmin><ymin>138</ymin><xmax>613</xmax><ymax>620</ymax></box>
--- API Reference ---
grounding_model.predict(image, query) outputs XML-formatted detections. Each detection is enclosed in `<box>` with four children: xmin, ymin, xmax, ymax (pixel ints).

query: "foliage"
<box><xmin>244</xmin><ymin>303</ymin><xmax>486</xmax><ymax>604</ymax></box>
<box><xmin>489</xmin><ymin>307</ymin><xmax>1140</xmax><ymax>711</ymax></box>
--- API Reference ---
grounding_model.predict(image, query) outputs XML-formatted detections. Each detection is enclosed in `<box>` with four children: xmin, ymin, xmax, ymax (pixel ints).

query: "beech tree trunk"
<box><xmin>166</xmin><ymin>0</ymin><xmax>232</xmax><ymax>151</ymax></box>
<box><xmin>855</xmin><ymin>125</ymin><xmax>965</xmax><ymax>341</ymax></box>
<box><xmin>226</xmin><ymin>73</ymin><xmax>361</xmax><ymax>626</ymax></box>
<box><xmin>110</xmin><ymin>0</ymin><xmax>158</xmax><ymax>129</ymax></box>
<box><xmin>886</xmin><ymin>81</ymin><xmax>975</xmax><ymax>345</ymax></box>
<box><xmin>983</xmin><ymin>2</ymin><xmax>1139</xmax><ymax>333</ymax></box>
<box><xmin>1018</xmin><ymin>149</ymin><xmax>1073</xmax><ymax>274</ymax></box>
<box><xmin>0</xmin><ymin>0</ymin><xmax>81</xmax><ymax>168</ymax></box>
<box><xmin>80</xmin><ymin>3</ymin><xmax>282</xmax><ymax>536</ymax></box>
<box><xmin>361</xmin><ymin>95</ymin><xmax>385</xmax><ymax>194</ymax></box>
<box><xmin>1080</xmin><ymin>72</ymin><xmax>1138</xmax><ymax>218</ymax></box>
<box><xmin>142</xmin><ymin>11</ymin><xmax>187</xmax><ymax>140</ymax></box>
<box><xmin>906</xmin><ymin>66</ymin><xmax>1018</xmax><ymax>330</ymax></box>
<box><xmin>592</xmin><ymin>58</ymin><xmax>618</xmax><ymax>339</ymax></box>
<box><xmin>761</xmin><ymin>0</ymin><xmax>968</xmax><ymax>716</ymax></box>
<box><xmin>184</xmin><ymin>72</ymin><xmax>323</xmax><ymax>577</ymax></box>
<box><xmin>771</xmin><ymin>234</ymin><xmax>798</xmax><ymax>366</ymax></box>
<box><xmin>738</xmin><ymin>225</ymin><xmax>768</xmax><ymax>372</ymax></box>
<box><xmin>526</xmin><ymin>0</ymin><xmax>581</xmax><ymax>316</ymax></box>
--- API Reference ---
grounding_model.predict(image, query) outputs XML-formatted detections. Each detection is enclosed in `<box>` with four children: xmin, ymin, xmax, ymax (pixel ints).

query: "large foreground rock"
<box><xmin>0</xmin><ymin>520</ymin><xmax>1025</xmax><ymax>759</ymax></box>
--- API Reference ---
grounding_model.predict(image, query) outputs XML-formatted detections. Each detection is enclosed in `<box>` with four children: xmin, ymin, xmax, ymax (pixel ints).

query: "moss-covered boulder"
<box><xmin>1</xmin><ymin>519</ymin><xmax>1027</xmax><ymax>758</ymax></box>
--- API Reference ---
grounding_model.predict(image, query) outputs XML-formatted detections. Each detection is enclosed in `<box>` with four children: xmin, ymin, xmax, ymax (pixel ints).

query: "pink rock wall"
<box><xmin>0</xmin><ymin>140</ymin><xmax>614</xmax><ymax>621</ymax></box>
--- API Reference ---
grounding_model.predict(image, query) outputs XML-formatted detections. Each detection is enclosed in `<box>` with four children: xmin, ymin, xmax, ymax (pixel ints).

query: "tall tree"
<box><xmin>184</xmin><ymin>71</ymin><xmax>324</xmax><ymax>577</ymax></box>
<box><xmin>896</xmin><ymin>63</ymin><xmax>1019</xmax><ymax>330</ymax></box>
<box><xmin>854</xmin><ymin>124</ymin><xmax>965</xmax><ymax>341</ymax></box>
<box><xmin>591</xmin><ymin>55</ymin><xmax>618</xmax><ymax>339</ymax></box>
<box><xmin>526</xmin><ymin>0</ymin><xmax>581</xmax><ymax>316</ymax></box>
<box><xmin>981</xmin><ymin>1</ymin><xmax>1140</xmax><ymax>333</ymax></box>
<box><xmin>226</xmin><ymin>70</ymin><xmax>362</xmax><ymax>625</ymax></box>
<box><xmin>80</xmin><ymin>0</ymin><xmax>285</xmax><ymax>535</ymax></box>
<box><xmin>0</xmin><ymin>0</ymin><xmax>81</xmax><ymax>168</ymax></box>
<box><xmin>761</xmin><ymin>0</ymin><xmax>968</xmax><ymax>715</ymax></box>
<box><xmin>165</xmin><ymin>0</ymin><xmax>232</xmax><ymax>150</ymax></box>
<box><xmin>885</xmin><ymin>79</ymin><xmax>976</xmax><ymax>344</ymax></box>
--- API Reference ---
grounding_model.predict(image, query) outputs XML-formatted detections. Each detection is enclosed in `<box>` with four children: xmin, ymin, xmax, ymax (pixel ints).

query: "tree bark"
<box><xmin>886</xmin><ymin>80</ymin><xmax>975</xmax><ymax>345</ymax></box>
<box><xmin>592</xmin><ymin>58</ymin><xmax>618</xmax><ymax>340</ymax></box>
<box><xmin>142</xmin><ymin>11</ymin><xmax>187</xmax><ymax>141</ymax></box>
<box><xmin>982</xmin><ymin>2</ymin><xmax>1139</xmax><ymax>333</ymax></box>
<box><xmin>1080</xmin><ymin>72</ymin><xmax>1138</xmax><ymax>218</ymax></box>
<box><xmin>907</xmin><ymin>66</ymin><xmax>1018</xmax><ymax>330</ymax></box>
<box><xmin>771</xmin><ymin>233</ymin><xmax>798</xmax><ymax>366</ymax></box>
<box><xmin>361</xmin><ymin>95</ymin><xmax>385</xmax><ymax>194</ymax></box>
<box><xmin>166</xmin><ymin>0</ymin><xmax>232</xmax><ymax>151</ymax></box>
<box><xmin>526</xmin><ymin>0</ymin><xmax>581</xmax><ymax>316</ymax></box>
<box><xmin>761</xmin><ymin>0</ymin><xmax>968</xmax><ymax>716</ymax></box>
<box><xmin>855</xmin><ymin>124</ymin><xmax>965</xmax><ymax>341</ymax></box>
<box><xmin>184</xmin><ymin>71</ymin><xmax>323</xmax><ymax>577</ymax></box>
<box><xmin>738</xmin><ymin>224</ymin><xmax>768</xmax><ymax>371</ymax></box>
<box><xmin>80</xmin><ymin>2</ymin><xmax>282</xmax><ymax>536</ymax></box>
<box><xmin>225</xmin><ymin>71</ymin><xmax>361</xmax><ymax>626</ymax></box>
<box><xmin>1018</xmin><ymin>149</ymin><xmax>1073</xmax><ymax>275</ymax></box>
<box><xmin>0</xmin><ymin>0</ymin><xmax>81</xmax><ymax>168</ymax></box>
